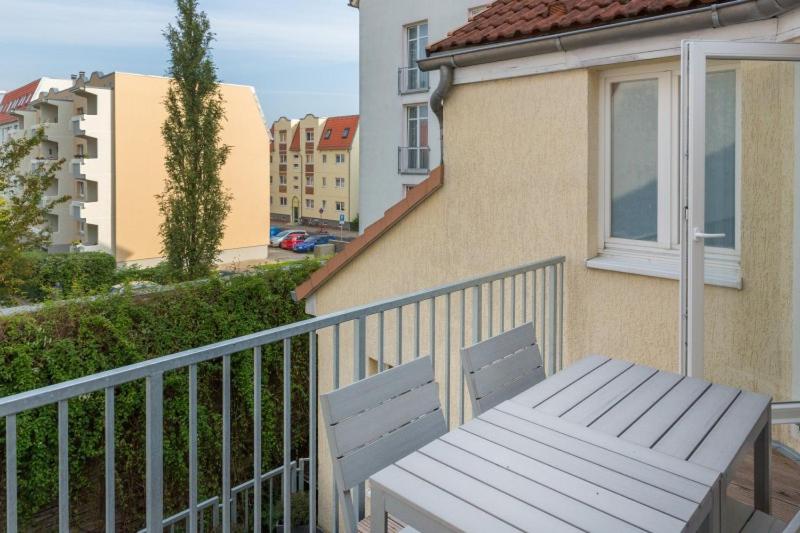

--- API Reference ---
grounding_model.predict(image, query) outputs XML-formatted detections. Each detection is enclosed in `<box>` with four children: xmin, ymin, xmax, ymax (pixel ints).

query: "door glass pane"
<box><xmin>705</xmin><ymin>70</ymin><xmax>737</xmax><ymax>249</ymax></box>
<box><xmin>699</xmin><ymin>59</ymin><xmax>800</xmax><ymax>511</ymax></box>
<box><xmin>610</xmin><ymin>79</ymin><xmax>659</xmax><ymax>241</ymax></box>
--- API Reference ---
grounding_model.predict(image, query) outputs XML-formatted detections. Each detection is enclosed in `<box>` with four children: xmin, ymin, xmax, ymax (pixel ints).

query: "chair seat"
<box><xmin>357</xmin><ymin>515</ymin><xmax>415</xmax><ymax>533</ymax></box>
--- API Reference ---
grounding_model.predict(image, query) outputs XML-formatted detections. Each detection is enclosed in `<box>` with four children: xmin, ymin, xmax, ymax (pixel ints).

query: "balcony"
<box><xmin>305</xmin><ymin>186</ymin><xmax>314</xmax><ymax>195</ymax></box>
<box><xmin>398</xmin><ymin>66</ymin><xmax>429</xmax><ymax>95</ymax></box>
<box><xmin>398</xmin><ymin>146</ymin><xmax>430</xmax><ymax>174</ymax></box>
<box><xmin>2</xmin><ymin>257</ymin><xmax>798</xmax><ymax>532</ymax></box>
<box><xmin>70</xmin><ymin>113</ymin><xmax>103</xmax><ymax>139</ymax></box>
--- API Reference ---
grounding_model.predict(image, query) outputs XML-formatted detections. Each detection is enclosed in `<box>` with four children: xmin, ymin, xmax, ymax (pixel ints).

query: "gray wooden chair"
<box><xmin>320</xmin><ymin>355</ymin><xmax>446</xmax><ymax>533</ymax></box>
<box><xmin>741</xmin><ymin>508</ymin><xmax>800</xmax><ymax>532</ymax></box>
<box><xmin>460</xmin><ymin>321</ymin><xmax>546</xmax><ymax>416</ymax></box>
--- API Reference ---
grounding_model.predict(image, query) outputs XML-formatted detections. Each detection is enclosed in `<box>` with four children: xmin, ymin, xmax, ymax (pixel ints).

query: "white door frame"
<box><xmin>680</xmin><ymin>40</ymin><xmax>800</xmax><ymax>424</ymax></box>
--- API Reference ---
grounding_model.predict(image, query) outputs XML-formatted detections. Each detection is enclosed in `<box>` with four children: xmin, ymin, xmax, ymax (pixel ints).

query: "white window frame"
<box><xmin>306</xmin><ymin>131</ymin><xmax>314</xmax><ymax>142</ymax></box>
<box><xmin>589</xmin><ymin>61</ymin><xmax>742</xmax><ymax>289</ymax></box>
<box><xmin>306</xmin><ymin>199</ymin><xmax>314</xmax><ymax>209</ymax></box>
<box><xmin>335</xmin><ymin>177</ymin><xmax>345</xmax><ymax>189</ymax></box>
<box><xmin>280</xmin><ymin>197</ymin><xmax>288</xmax><ymax>206</ymax></box>
<box><xmin>306</xmin><ymin>176</ymin><xmax>314</xmax><ymax>186</ymax></box>
<box><xmin>336</xmin><ymin>201</ymin><xmax>345</xmax><ymax>211</ymax></box>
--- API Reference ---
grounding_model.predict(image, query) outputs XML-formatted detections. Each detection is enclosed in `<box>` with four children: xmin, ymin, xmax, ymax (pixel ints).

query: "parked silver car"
<box><xmin>270</xmin><ymin>229</ymin><xmax>308</xmax><ymax>247</ymax></box>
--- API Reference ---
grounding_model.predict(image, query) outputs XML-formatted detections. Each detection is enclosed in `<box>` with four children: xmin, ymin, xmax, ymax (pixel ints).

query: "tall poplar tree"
<box><xmin>159</xmin><ymin>0</ymin><xmax>231</xmax><ymax>280</ymax></box>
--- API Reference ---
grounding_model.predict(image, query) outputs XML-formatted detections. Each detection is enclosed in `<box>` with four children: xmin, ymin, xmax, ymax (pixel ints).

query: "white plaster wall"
<box><xmin>357</xmin><ymin>0</ymin><xmax>485</xmax><ymax>229</ymax></box>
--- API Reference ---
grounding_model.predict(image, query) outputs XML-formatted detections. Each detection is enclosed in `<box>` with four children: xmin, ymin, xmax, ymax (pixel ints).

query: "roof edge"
<box><xmin>295</xmin><ymin>165</ymin><xmax>444</xmax><ymax>301</ymax></box>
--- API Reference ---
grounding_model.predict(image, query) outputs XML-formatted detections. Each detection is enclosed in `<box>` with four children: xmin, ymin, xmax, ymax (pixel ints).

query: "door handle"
<box><xmin>693</xmin><ymin>228</ymin><xmax>726</xmax><ymax>241</ymax></box>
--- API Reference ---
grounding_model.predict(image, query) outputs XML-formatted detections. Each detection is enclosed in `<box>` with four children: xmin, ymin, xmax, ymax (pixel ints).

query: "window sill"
<box><xmin>586</xmin><ymin>251</ymin><xmax>742</xmax><ymax>289</ymax></box>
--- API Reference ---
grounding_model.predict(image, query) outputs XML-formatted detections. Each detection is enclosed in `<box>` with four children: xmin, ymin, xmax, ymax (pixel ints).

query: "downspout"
<box><xmin>431</xmin><ymin>64</ymin><xmax>454</xmax><ymax>167</ymax></box>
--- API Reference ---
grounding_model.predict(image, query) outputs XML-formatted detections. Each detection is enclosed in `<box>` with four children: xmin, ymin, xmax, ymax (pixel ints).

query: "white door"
<box><xmin>681</xmin><ymin>40</ymin><xmax>800</xmax><ymax>424</ymax></box>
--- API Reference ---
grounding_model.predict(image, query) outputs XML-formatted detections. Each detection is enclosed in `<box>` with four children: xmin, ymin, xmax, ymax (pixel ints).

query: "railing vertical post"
<box><xmin>309</xmin><ymin>331</ymin><xmax>318</xmax><ymax>532</ymax></box>
<box><xmin>6</xmin><ymin>414</ymin><xmax>17</xmax><ymax>533</ymax></box>
<box><xmin>414</xmin><ymin>301</ymin><xmax>420</xmax><ymax>359</ymax></box>
<box><xmin>499</xmin><ymin>278</ymin><xmax>505</xmax><ymax>333</ymax></box>
<box><xmin>104</xmin><ymin>387</ymin><xmax>115</xmax><ymax>533</ymax></box>
<box><xmin>189</xmin><ymin>364</ymin><xmax>199</xmax><ymax>533</ymax></box>
<box><xmin>146</xmin><ymin>372</ymin><xmax>164</xmax><ymax>532</ymax></box>
<box><xmin>353</xmin><ymin>317</ymin><xmax>366</xmax><ymax>521</ymax></box>
<box><xmin>522</xmin><ymin>272</ymin><xmax>527</xmax><ymax>323</ymax></box>
<box><xmin>223</xmin><ymin>355</ymin><xmax>232</xmax><ymax>532</ymax></box>
<box><xmin>472</xmin><ymin>285</ymin><xmax>482</xmax><ymax>344</ymax></box>
<box><xmin>396</xmin><ymin>307</ymin><xmax>403</xmax><ymax>365</ymax></box>
<box><xmin>429</xmin><ymin>298</ymin><xmax>436</xmax><ymax>375</ymax></box>
<box><xmin>253</xmin><ymin>346</ymin><xmax>262</xmax><ymax>533</ymax></box>
<box><xmin>58</xmin><ymin>400</ymin><xmax>69</xmax><ymax>533</ymax></box>
<box><xmin>548</xmin><ymin>266</ymin><xmax>557</xmax><ymax>375</ymax></box>
<box><xmin>541</xmin><ymin>269</ymin><xmax>550</xmax><ymax>375</ymax></box>
<box><xmin>283</xmin><ymin>338</ymin><xmax>292</xmax><ymax>533</ymax></box>
<box><xmin>444</xmin><ymin>293</ymin><xmax>451</xmax><ymax>429</ymax></box>
<box><xmin>558</xmin><ymin>262</ymin><xmax>564</xmax><ymax>371</ymax></box>
<box><xmin>511</xmin><ymin>275</ymin><xmax>517</xmax><ymax>328</ymax></box>
<box><xmin>459</xmin><ymin>290</ymin><xmax>466</xmax><ymax>425</ymax></box>
<box><xmin>488</xmin><ymin>282</ymin><xmax>494</xmax><ymax>338</ymax></box>
<box><xmin>378</xmin><ymin>312</ymin><xmax>385</xmax><ymax>372</ymax></box>
<box><xmin>332</xmin><ymin>324</ymin><xmax>340</xmax><ymax>533</ymax></box>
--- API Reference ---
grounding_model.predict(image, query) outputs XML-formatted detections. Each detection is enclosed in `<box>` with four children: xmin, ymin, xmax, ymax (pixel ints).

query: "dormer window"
<box><xmin>342</xmin><ymin>127</ymin><xmax>350</xmax><ymax>138</ymax></box>
<box><xmin>324</xmin><ymin>129</ymin><xmax>332</xmax><ymax>140</ymax></box>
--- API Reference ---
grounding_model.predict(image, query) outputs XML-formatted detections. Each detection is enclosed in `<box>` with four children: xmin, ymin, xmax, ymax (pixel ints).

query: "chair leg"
<box><xmin>370</xmin><ymin>487</ymin><xmax>387</xmax><ymax>533</ymax></box>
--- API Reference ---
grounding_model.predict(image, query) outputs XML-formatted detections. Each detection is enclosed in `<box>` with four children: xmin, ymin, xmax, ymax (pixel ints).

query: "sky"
<box><xmin>0</xmin><ymin>0</ymin><xmax>359</xmax><ymax>125</ymax></box>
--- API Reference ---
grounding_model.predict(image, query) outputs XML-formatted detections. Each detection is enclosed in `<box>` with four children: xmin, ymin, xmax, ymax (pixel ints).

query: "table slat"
<box><xmin>590</xmin><ymin>372</ymin><xmax>682</xmax><ymax>436</ymax></box>
<box><xmin>562</xmin><ymin>365</ymin><xmax>659</xmax><ymax>426</ymax></box>
<box><xmin>421</xmin><ymin>437</ymin><xmax>644</xmax><ymax>532</ymax></box>
<box><xmin>370</xmin><ymin>465</ymin><xmax>518</xmax><ymax>533</ymax></box>
<box><xmin>621</xmin><ymin>376</ymin><xmax>710</xmax><ymax>448</ymax></box>
<box><xmin>396</xmin><ymin>452</ymin><xmax>581</xmax><ymax>532</ymax></box>
<box><xmin>535</xmin><ymin>359</ymin><xmax>634</xmax><ymax>416</ymax></box>
<box><xmin>510</xmin><ymin>354</ymin><xmax>610</xmax><ymax>408</ymax></box>
<box><xmin>653</xmin><ymin>384</ymin><xmax>739</xmax><ymax>460</ymax></box>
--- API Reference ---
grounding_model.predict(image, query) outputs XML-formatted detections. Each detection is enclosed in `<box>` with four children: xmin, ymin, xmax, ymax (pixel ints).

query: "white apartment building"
<box><xmin>349</xmin><ymin>0</ymin><xmax>488</xmax><ymax>229</ymax></box>
<box><xmin>0</xmin><ymin>77</ymin><xmax>72</xmax><ymax>145</ymax></box>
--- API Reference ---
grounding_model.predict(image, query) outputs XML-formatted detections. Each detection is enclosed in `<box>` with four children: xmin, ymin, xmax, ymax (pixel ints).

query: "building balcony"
<box><xmin>398</xmin><ymin>66</ymin><xmax>430</xmax><ymax>95</ymax></box>
<box><xmin>279</xmin><ymin>185</ymin><xmax>287</xmax><ymax>193</ymax></box>
<box><xmin>70</xmin><ymin>113</ymin><xmax>103</xmax><ymax>139</ymax></box>
<box><xmin>0</xmin><ymin>256</ymin><xmax>799</xmax><ymax>531</ymax></box>
<box><xmin>398</xmin><ymin>146</ymin><xmax>430</xmax><ymax>174</ymax></box>
<box><xmin>305</xmin><ymin>186</ymin><xmax>314</xmax><ymax>195</ymax></box>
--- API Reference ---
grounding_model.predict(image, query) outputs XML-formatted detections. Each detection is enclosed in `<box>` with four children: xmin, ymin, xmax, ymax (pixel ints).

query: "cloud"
<box><xmin>0</xmin><ymin>0</ymin><xmax>357</xmax><ymax>62</ymax></box>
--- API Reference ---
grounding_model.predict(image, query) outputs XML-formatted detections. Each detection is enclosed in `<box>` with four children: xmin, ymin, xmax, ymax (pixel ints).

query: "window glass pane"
<box><xmin>610</xmin><ymin>78</ymin><xmax>659</xmax><ymax>241</ymax></box>
<box><xmin>705</xmin><ymin>70</ymin><xmax>736</xmax><ymax>249</ymax></box>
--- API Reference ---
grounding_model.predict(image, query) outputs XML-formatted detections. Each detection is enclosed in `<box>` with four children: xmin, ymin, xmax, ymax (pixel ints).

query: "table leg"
<box><xmin>754</xmin><ymin>411</ymin><xmax>771</xmax><ymax>514</ymax></box>
<box><xmin>370</xmin><ymin>485</ymin><xmax>387</xmax><ymax>533</ymax></box>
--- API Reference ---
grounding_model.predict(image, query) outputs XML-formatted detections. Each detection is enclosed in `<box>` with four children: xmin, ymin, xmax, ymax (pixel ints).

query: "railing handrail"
<box><xmin>0</xmin><ymin>256</ymin><xmax>565</xmax><ymax>418</ymax></box>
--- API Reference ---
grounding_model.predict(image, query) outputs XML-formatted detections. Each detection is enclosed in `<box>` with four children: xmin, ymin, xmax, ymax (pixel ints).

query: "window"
<box><xmin>280</xmin><ymin>197</ymin><xmax>288</xmax><ymax>206</ymax></box>
<box><xmin>270</xmin><ymin>195</ymin><xmax>273</xmax><ymax>204</ymax></box>
<box><xmin>403</xmin><ymin>104</ymin><xmax>429</xmax><ymax>172</ymax></box>
<box><xmin>280</xmin><ymin>154</ymin><xmax>287</xmax><ymax>164</ymax></box>
<box><xmin>322</xmin><ymin>200</ymin><xmax>327</xmax><ymax>209</ymax></box>
<box><xmin>279</xmin><ymin>175</ymin><xmax>287</xmax><ymax>185</ymax></box>
<box><xmin>342</xmin><ymin>127</ymin><xmax>350</xmax><ymax>138</ymax></box>
<box><xmin>405</xmin><ymin>22</ymin><xmax>429</xmax><ymax>91</ymax></box>
<box><xmin>335</xmin><ymin>154</ymin><xmax>345</xmax><ymax>164</ymax></box>
<box><xmin>306</xmin><ymin>199</ymin><xmax>314</xmax><ymax>209</ymax></box>
<box><xmin>306</xmin><ymin>154</ymin><xmax>314</xmax><ymax>165</ymax></box>
<box><xmin>306</xmin><ymin>176</ymin><xmax>314</xmax><ymax>186</ymax></box>
<box><xmin>324</xmin><ymin>129</ymin><xmax>332</xmax><ymax>140</ymax></box>
<box><xmin>322</xmin><ymin>154</ymin><xmax>327</xmax><ymax>164</ymax></box>
<box><xmin>306</xmin><ymin>130</ymin><xmax>314</xmax><ymax>142</ymax></box>
<box><xmin>336</xmin><ymin>201</ymin><xmax>345</xmax><ymax>211</ymax></box>
<box><xmin>335</xmin><ymin>177</ymin><xmax>345</xmax><ymax>188</ymax></box>
<box><xmin>279</xmin><ymin>131</ymin><xmax>287</xmax><ymax>143</ymax></box>
<box><xmin>591</xmin><ymin>63</ymin><xmax>740</xmax><ymax>285</ymax></box>
<box><xmin>322</xmin><ymin>177</ymin><xmax>327</xmax><ymax>187</ymax></box>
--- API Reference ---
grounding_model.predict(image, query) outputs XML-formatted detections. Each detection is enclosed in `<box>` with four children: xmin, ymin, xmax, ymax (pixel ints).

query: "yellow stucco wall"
<box><xmin>113</xmin><ymin>73</ymin><xmax>270</xmax><ymax>262</ymax></box>
<box><xmin>309</xmin><ymin>61</ymin><xmax>799</xmax><ymax>529</ymax></box>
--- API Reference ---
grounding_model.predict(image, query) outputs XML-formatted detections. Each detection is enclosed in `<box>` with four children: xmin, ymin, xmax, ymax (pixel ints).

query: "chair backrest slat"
<box><xmin>461</xmin><ymin>322</ymin><xmax>544</xmax><ymax>415</ymax></box>
<box><xmin>320</xmin><ymin>355</ymin><xmax>446</xmax><ymax>532</ymax></box>
<box><xmin>785</xmin><ymin>510</ymin><xmax>800</xmax><ymax>533</ymax></box>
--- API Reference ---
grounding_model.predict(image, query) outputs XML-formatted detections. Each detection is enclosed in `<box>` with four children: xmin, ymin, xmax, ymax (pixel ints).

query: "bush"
<box><xmin>0</xmin><ymin>259</ymin><xmax>321</xmax><ymax>529</ymax></box>
<box><xmin>20</xmin><ymin>252</ymin><xmax>118</xmax><ymax>301</ymax></box>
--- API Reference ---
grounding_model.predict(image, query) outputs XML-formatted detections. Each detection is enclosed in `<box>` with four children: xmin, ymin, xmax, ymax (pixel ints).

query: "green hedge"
<box><xmin>0</xmin><ymin>260</ymin><xmax>320</xmax><ymax>529</ymax></box>
<box><xmin>19</xmin><ymin>251</ymin><xmax>118</xmax><ymax>301</ymax></box>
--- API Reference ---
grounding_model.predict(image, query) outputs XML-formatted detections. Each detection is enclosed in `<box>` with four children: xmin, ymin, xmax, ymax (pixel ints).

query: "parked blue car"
<box><xmin>269</xmin><ymin>226</ymin><xmax>284</xmax><ymax>237</ymax></box>
<box><xmin>293</xmin><ymin>234</ymin><xmax>333</xmax><ymax>253</ymax></box>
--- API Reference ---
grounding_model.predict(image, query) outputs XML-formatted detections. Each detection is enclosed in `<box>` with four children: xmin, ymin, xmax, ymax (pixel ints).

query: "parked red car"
<box><xmin>280</xmin><ymin>233</ymin><xmax>307</xmax><ymax>251</ymax></box>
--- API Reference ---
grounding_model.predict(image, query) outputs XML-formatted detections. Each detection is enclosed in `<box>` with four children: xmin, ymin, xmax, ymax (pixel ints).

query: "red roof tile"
<box><xmin>294</xmin><ymin>166</ymin><xmax>444</xmax><ymax>300</ymax></box>
<box><xmin>0</xmin><ymin>112</ymin><xmax>18</xmax><ymax>125</ymax></box>
<box><xmin>317</xmin><ymin>115</ymin><xmax>359</xmax><ymax>151</ymax></box>
<box><xmin>429</xmin><ymin>0</ymin><xmax>728</xmax><ymax>53</ymax></box>
<box><xmin>0</xmin><ymin>79</ymin><xmax>40</xmax><ymax>114</ymax></box>
<box><xmin>290</xmin><ymin>127</ymin><xmax>301</xmax><ymax>151</ymax></box>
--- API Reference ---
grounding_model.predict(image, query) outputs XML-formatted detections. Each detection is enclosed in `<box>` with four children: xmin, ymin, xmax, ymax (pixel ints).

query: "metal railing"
<box><xmin>398</xmin><ymin>66</ymin><xmax>429</xmax><ymax>94</ymax></box>
<box><xmin>398</xmin><ymin>146</ymin><xmax>430</xmax><ymax>174</ymax></box>
<box><xmin>0</xmin><ymin>256</ymin><xmax>565</xmax><ymax>532</ymax></box>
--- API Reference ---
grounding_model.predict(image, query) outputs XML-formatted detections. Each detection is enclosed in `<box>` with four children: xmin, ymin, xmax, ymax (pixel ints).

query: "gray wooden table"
<box><xmin>510</xmin><ymin>355</ymin><xmax>772</xmax><ymax>531</ymax></box>
<box><xmin>369</xmin><ymin>401</ymin><xmax>721</xmax><ymax>532</ymax></box>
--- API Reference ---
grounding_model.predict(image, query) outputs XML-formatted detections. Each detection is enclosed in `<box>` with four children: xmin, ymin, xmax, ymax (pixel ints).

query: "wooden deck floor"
<box><xmin>729</xmin><ymin>447</ymin><xmax>800</xmax><ymax>523</ymax></box>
